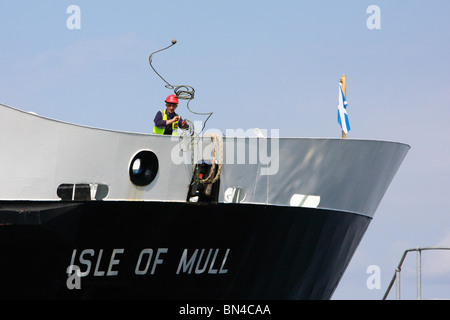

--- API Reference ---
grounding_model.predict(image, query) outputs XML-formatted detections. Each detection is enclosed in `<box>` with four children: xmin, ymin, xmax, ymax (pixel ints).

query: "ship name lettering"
<box><xmin>135</xmin><ymin>248</ymin><xmax>168</xmax><ymax>275</ymax></box>
<box><xmin>176</xmin><ymin>248</ymin><xmax>230</xmax><ymax>275</ymax></box>
<box><xmin>68</xmin><ymin>248</ymin><xmax>124</xmax><ymax>277</ymax></box>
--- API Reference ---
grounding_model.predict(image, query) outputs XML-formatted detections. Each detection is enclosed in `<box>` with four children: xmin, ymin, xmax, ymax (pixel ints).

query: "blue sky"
<box><xmin>1</xmin><ymin>0</ymin><xmax>449</xmax><ymax>299</ymax></box>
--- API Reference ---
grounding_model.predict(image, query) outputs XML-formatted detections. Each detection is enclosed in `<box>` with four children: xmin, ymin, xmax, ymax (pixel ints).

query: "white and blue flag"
<box><xmin>337</xmin><ymin>82</ymin><xmax>350</xmax><ymax>134</ymax></box>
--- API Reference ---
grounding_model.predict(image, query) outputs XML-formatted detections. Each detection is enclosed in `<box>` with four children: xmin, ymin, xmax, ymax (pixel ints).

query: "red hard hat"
<box><xmin>165</xmin><ymin>94</ymin><xmax>179</xmax><ymax>104</ymax></box>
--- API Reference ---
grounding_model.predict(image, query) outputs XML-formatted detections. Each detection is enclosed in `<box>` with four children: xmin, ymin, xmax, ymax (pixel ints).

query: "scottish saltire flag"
<box><xmin>337</xmin><ymin>82</ymin><xmax>350</xmax><ymax>133</ymax></box>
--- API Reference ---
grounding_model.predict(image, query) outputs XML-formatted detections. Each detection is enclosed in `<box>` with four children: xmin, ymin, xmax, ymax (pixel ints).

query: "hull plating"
<box><xmin>0</xmin><ymin>201</ymin><xmax>370</xmax><ymax>299</ymax></box>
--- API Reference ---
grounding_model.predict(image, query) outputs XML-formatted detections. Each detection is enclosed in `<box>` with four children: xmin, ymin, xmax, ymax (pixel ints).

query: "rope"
<box><xmin>199</xmin><ymin>133</ymin><xmax>223</xmax><ymax>184</ymax></box>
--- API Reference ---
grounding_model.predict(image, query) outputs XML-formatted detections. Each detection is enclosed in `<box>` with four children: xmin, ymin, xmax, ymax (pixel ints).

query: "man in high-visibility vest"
<box><xmin>153</xmin><ymin>94</ymin><xmax>189</xmax><ymax>135</ymax></box>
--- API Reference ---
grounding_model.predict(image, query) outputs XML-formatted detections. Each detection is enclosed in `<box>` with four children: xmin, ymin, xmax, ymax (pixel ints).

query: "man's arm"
<box><xmin>154</xmin><ymin>111</ymin><xmax>166</xmax><ymax>127</ymax></box>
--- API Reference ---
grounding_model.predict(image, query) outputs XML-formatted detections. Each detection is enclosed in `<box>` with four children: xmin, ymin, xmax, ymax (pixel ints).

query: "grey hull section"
<box><xmin>218</xmin><ymin>137</ymin><xmax>409</xmax><ymax>217</ymax></box>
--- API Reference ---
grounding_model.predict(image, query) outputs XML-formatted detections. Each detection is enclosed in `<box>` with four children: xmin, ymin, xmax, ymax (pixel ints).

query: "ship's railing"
<box><xmin>382</xmin><ymin>246</ymin><xmax>450</xmax><ymax>300</ymax></box>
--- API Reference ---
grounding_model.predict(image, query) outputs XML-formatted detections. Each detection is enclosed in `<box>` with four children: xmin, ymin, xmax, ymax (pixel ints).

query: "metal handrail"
<box><xmin>382</xmin><ymin>246</ymin><xmax>450</xmax><ymax>300</ymax></box>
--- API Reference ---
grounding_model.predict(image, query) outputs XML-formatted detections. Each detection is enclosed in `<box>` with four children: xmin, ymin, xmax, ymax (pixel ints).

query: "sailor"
<box><xmin>153</xmin><ymin>94</ymin><xmax>189</xmax><ymax>135</ymax></box>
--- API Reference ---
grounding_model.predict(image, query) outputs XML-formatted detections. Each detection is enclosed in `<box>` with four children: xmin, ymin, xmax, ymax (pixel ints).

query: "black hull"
<box><xmin>0</xmin><ymin>201</ymin><xmax>370</xmax><ymax>300</ymax></box>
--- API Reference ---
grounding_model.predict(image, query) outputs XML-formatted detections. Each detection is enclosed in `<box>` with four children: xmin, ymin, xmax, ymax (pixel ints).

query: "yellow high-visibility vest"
<box><xmin>153</xmin><ymin>110</ymin><xmax>179</xmax><ymax>135</ymax></box>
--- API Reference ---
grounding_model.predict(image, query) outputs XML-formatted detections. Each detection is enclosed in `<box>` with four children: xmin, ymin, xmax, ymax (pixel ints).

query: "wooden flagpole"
<box><xmin>340</xmin><ymin>75</ymin><xmax>347</xmax><ymax>139</ymax></box>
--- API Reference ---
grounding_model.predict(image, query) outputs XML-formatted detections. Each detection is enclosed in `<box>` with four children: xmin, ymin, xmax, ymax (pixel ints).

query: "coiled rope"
<box><xmin>199</xmin><ymin>133</ymin><xmax>223</xmax><ymax>184</ymax></box>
